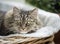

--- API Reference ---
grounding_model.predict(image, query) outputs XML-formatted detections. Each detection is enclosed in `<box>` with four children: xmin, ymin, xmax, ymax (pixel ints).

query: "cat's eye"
<box><xmin>26</xmin><ymin>22</ymin><xmax>30</xmax><ymax>26</ymax></box>
<box><xmin>31</xmin><ymin>19</ymin><xmax>34</xmax><ymax>22</ymax></box>
<box><xmin>28</xmin><ymin>22</ymin><xmax>30</xmax><ymax>23</ymax></box>
<box><xmin>26</xmin><ymin>24</ymin><xmax>30</xmax><ymax>26</ymax></box>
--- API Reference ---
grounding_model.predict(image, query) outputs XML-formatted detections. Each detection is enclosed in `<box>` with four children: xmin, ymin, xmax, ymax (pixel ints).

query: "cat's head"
<box><xmin>12</xmin><ymin>7</ymin><xmax>42</xmax><ymax>34</ymax></box>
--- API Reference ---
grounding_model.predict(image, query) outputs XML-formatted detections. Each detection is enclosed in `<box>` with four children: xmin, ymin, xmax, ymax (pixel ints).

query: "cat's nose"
<box><xmin>22</xmin><ymin>27</ymin><xmax>25</xmax><ymax>30</ymax></box>
<box><xmin>22</xmin><ymin>25</ymin><xmax>25</xmax><ymax>29</ymax></box>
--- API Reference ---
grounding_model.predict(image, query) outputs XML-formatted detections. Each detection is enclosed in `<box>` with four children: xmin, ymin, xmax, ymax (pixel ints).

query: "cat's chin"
<box><xmin>20</xmin><ymin>32</ymin><xmax>28</xmax><ymax>34</ymax></box>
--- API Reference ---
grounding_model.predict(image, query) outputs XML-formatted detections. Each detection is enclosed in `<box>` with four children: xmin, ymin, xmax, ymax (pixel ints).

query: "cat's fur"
<box><xmin>4</xmin><ymin>7</ymin><xmax>43</xmax><ymax>34</ymax></box>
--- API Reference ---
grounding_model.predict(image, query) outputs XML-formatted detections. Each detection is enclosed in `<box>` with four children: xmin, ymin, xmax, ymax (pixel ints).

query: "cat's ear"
<box><xmin>31</xmin><ymin>8</ymin><xmax>38</xmax><ymax>16</ymax></box>
<box><xmin>13</xmin><ymin>7</ymin><xmax>20</xmax><ymax>14</ymax></box>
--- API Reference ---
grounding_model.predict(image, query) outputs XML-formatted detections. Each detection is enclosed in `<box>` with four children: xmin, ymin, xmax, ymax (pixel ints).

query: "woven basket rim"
<box><xmin>0</xmin><ymin>34</ymin><xmax>54</xmax><ymax>44</ymax></box>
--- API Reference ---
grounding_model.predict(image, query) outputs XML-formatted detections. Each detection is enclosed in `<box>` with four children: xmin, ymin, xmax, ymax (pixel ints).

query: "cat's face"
<box><xmin>12</xmin><ymin>7</ymin><xmax>40</xmax><ymax>33</ymax></box>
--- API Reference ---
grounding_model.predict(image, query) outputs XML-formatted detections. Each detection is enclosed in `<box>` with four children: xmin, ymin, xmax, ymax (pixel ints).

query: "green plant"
<box><xmin>26</xmin><ymin>0</ymin><xmax>60</xmax><ymax>13</ymax></box>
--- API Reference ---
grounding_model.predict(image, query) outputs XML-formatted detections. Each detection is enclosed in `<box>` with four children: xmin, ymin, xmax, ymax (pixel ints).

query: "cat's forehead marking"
<box><xmin>19</xmin><ymin>10</ymin><xmax>30</xmax><ymax>24</ymax></box>
<box><xmin>21</xmin><ymin>10</ymin><xmax>29</xmax><ymax>15</ymax></box>
<box><xmin>20</xmin><ymin>10</ymin><xmax>30</xmax><ymax>19</ymax></box>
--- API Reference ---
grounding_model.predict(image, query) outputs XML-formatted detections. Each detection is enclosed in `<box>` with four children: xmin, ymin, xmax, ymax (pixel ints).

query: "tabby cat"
<box><xmin>4</xmin><ymin>7</ymin><xmax>43</xmax><ymax>34</ymax></box>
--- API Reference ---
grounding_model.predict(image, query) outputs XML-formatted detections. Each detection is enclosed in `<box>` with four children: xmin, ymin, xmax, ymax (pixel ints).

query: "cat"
<box><xmin>4</xmin><ymin>7</ymin><xmax>43</xmax><ymax>34</ymax></box>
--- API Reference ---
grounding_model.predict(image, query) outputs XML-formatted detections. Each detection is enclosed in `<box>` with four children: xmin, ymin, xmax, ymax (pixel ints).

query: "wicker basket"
<box><xmin>0</xmin><ymin>34</ymin><xmax>54</xmax><ymax>44</ymax></box>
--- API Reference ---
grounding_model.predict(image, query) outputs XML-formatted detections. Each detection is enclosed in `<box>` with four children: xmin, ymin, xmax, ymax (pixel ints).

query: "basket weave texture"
<box><xmin>0</xmin><ymin>35</ymin><xmax>54</xmax><ymax>44</ymax></box>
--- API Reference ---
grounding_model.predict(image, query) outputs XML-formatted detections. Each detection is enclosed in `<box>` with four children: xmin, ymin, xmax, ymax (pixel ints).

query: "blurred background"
<box><xmin>0</xmin><ymin>0</ymin><xmax>60</xmax><ymax>44</ymax></box>
<box><xmin>26</xmin><ymin>0</ymin><xmax>60</xmax><ymax>13</ymax></box>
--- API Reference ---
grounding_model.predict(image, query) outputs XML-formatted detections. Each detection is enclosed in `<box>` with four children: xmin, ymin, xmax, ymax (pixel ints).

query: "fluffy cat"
<box><xmin>4</xmin><ymin>7</ymin><xmax>43</xmax><ymax>34</ymax></box>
